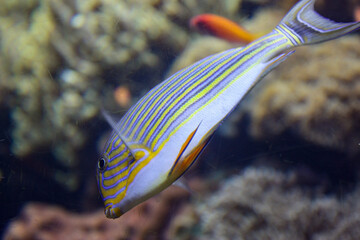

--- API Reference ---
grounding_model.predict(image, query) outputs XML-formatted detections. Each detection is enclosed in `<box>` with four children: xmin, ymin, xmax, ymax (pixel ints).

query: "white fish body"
<box><xmin>97</xmin><ymin>0</ymin><xmax>360</xmax><ymax>218</ymax></box>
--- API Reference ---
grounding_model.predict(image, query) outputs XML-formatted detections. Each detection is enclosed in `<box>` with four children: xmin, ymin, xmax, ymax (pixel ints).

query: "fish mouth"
<box><xmin>105</xmin><ymin>205</ymin><xmax>122</xmax><ymax>219</ymax></box>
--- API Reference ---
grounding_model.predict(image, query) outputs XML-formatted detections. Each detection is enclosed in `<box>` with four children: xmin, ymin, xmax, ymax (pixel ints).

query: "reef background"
<box><xmin>1</xmin><ymin>0</ymin><xmax>360</xmax><ymax>239</ymax></box>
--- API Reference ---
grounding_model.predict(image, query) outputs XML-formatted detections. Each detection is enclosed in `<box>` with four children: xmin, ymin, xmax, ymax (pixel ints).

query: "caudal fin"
<box><xmin>279</xmin><ymin>0</ymin><xmax>360</xmax><ymax>45</ymax></box>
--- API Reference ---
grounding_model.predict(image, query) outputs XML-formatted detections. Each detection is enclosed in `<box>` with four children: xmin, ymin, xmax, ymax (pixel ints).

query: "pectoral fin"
<box><xmin>168</xmin><ymin>124</ymin><xmax>213</xmax><ymax>180</ymax></box>
<box><xmin>168</xmin><ymin>125</ymin><xmax>200</xmax><ymax>177</ymax></box>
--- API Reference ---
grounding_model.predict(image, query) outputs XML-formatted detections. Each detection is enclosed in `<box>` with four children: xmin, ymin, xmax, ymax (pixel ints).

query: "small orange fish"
<box><xmin>190</xmin><ymin>14</ymin><xmax>259</xmax><ymax>44</ymax></box>
<box><xmin>355</xmin><ymin>6</ymin><xmax>360</xmax><ymax>22</ymax></box>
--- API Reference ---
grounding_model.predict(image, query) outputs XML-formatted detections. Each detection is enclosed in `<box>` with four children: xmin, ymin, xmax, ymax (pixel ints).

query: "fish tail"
<box><xmin>277</xmin><ymin>0</ymin><xmax>360</xmax><ymax>46</ymax></box>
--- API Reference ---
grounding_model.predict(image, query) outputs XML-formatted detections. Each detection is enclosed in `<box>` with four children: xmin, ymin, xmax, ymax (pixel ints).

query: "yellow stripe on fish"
<box><xmin>97</xmin><ymin>0</ymin><xmax>360</xmax><ymax>219</ymax></box>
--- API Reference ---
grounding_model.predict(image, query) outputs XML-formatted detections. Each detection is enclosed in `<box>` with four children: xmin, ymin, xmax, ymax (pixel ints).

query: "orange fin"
<box><xmin>168</xmin><ymin>124</ymin><xmax>200</xmax><ymax>177</ymax></box>
<box><xmin>190</xmin><ymin>14</ymin><xmax>259</xmax><ymax>44</ymax></box>
<box><xmin>169</xmin><ymin>125</ymin><xmax>214</xmax><ymax>180</ymax></box>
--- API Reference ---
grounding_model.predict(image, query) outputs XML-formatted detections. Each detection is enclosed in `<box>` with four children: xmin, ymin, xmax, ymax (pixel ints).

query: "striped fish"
<box><xmin>97</xmin><ymin>0</ymin><xmax>360</xmax><ymax>219</ymax></box>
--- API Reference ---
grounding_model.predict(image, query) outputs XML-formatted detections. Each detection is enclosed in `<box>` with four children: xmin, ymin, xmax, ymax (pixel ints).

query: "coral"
<box><xmin>195</xmin><ymin>167</ymin><xmax>360</xmax><ymax>240</ymax></box>
<box><xmin>0</xmin><ymin>0</ymin><xmax>232</xmax><ymax>189</ymax></box>
<box><xmin>168</xmin><ymin>37</ymin><xmax>233</xmax><ymax>75</ymax></box>
<box><xmin>173</xmin><ymin>0</ymin><xmax>243</xmax><ymax>19</ymax></box>
<box><xmin>0</xmin><ymin>0</ymin><xmax>248</xmax><ymax>190</ymax></box>
<box><xmin>242</xmin><ymin>7</ymin><xmax>284</xmax><ymax>34</ymax></box>
<box><xmin>0</xmin><ymin>0</ymin><xmax>188</xmax><ymax>164</ymax></box>
<box><xmin>3</xmin><ymin>186</ymin><xmax>190</xmax><ymax>240</ymax></box>
<box><xmin>166</xmin><ymin>205</ymin><xmax>200</xmax><ymax>240</ymax></box>
<box><xmin>113</xmin><ymin>85</ymin><xmax>132</xmax><ymax>108</ymax></box>
<box><xmin>247</xmin><ymin>36</ymin><xmax>360</xmax><ymax>154</ymax></box>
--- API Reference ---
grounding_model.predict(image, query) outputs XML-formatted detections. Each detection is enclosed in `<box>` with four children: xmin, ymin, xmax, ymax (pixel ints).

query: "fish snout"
<box><xmin>105</xmin><ymin>205</ymin><xmax>122</xmax><ymax>219</ymax></box>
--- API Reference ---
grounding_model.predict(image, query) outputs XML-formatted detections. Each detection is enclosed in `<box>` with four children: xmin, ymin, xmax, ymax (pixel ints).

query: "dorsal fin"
<box><xmin>101</xmin><ymin>108</ymin><xmax>136</xmax><ymax>158</ymax></box>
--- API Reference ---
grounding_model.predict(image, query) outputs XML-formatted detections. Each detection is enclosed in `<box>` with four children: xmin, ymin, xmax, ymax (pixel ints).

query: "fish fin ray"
<box><xmin>172</xmin><ymin>178</ymin><xmax>193</xmax><ymax>193</ymax></box>
<box><xmin>260</xmin><ymin>50</ymin><xmax>295</xmax><ymax>78</ymax></box>
<box><xmin>168</xmin><ymin>123</ymin><xmax>201</xmax><ymax>177</ymax></box>
<box><xmin>169</xmin><ymin>129</ymin><xmax>214</xmax><ymax>180</ymax></box>
<box><xmin>101</xmin><ymin>108</ymin><xmax>136</xmax><ymax>158</ymax></box>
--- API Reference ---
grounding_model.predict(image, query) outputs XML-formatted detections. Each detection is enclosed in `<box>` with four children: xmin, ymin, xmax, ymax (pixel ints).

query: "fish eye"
<box><xmin>98</xmin><ymin>156</ymin><xmax>108</xmax><ymax>172</ymax></box>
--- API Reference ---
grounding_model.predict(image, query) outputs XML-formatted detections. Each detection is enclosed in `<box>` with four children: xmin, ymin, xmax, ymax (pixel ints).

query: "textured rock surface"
<box><xmin>193</xmin><ymin>167</ymin><xmax>360</xmax><ymax>240</ymax></box>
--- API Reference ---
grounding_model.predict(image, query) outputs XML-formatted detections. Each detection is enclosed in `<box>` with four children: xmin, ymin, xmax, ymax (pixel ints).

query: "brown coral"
<box><xmin>3</xmin><ymin>186</ymin><xmax>190</xmax><ymax>240</ymax></box>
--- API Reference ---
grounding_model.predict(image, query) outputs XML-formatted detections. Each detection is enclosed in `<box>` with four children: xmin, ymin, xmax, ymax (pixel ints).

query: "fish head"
<box><xmin>96</xmin><ymin>151</ymin><xmax>127</xmax><ymax>218</ymax></box>
<box><xmin>96</xmin><ymin>137</ymin><xmax>167</xmax><ymax>218</ymax></box>
<box><xmin>96</xmin><ymin>135</ymin><xmax>140</xmax><ymax>218</ymax></box>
